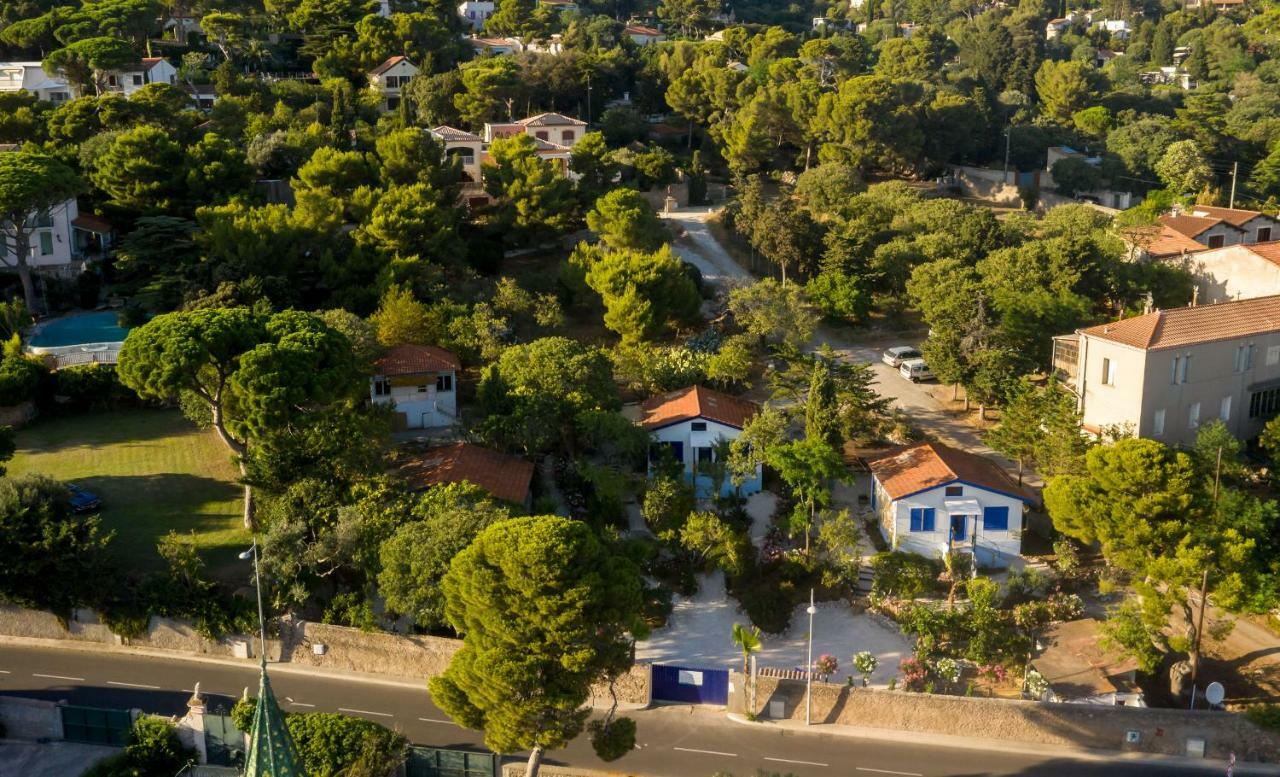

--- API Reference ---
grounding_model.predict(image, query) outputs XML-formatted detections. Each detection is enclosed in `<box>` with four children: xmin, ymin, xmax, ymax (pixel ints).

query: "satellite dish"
<box><xmin>1205</xmin><ymin>682</ymin><xmax>1225</xmax><ymax>706</ymax></box>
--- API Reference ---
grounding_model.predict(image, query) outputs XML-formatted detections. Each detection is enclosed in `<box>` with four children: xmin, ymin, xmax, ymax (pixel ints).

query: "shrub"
<box><xmin>1246</xmin><ymin>704</ymin><xmax>1280</xmax><ymax>731</ymax></box>
<box><xmin>899</xmin><ymin>657</ymin><xmax>928</xmax><ymax>691</ymax></box>
<box><xmin>117</xmin><ymin>304</ymin><xmax>148</xmax><ymax>328</ymax></box>
<box><xmin>288</xmin><ymin>711</ymin><xmax>408</xmax><ymax>777</ymax></box>
<box><xmin>55</xmin><ymin>363</ymin><xmax>122</xmax><ymax>409</ymax></box>
<box><xmin>870</xmin><ymin>551</ymin><xmax>940</xmax><ymax>599</ymax></box>
<box><xmin>814</xmin><ymin>654</ymin><xmax>838</xmax><ymax>679</ymax></box>
<box><xmin>85</xmin><ymin>716</ymin><xmax>194</xmax><ymax>776</ymax></box>
<box><xmin>588</xmin><ymin>716</ymin><xmax>637</xmax><ymax>761</ymax></box>
<box><xmin>853</xmin><ymin>651</ymin><xmax>878</xmax><ymax>685</ymax></box>
<box><xmin>0</xmin><ymin>355</ymin><xmax>43</xmax><ymax>405</ymax></box>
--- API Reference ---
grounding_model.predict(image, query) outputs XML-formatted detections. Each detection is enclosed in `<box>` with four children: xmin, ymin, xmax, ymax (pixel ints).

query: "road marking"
<box><xmin>339</xmin><ymin>707</ymin><xmax>393</xmax><ymax>718</ymax></box>
<box><xmin>766</xmin><ymin>757</ymin><xmax>829</xmax><ymax>767</ymax></box>
<box><xmin>33</xmin><ymin>673</ymin><xmax>85</xmax><ymax>682</ymax></box>
<box><xmin>0</xmin><ymin>669</ymin><xmax>10</xmax><ymax>674</ymax></box>
<box><xmin>418</xmin><ymin>717</ymin><xmax>456</xmax><ymax>724</ymax></box>
<box><xmin>673</xmin><ymin>747</ymin><xmax>737</xmax><ymax>757</ymax></box>
<box><xmin>856</xmin><ymin>768</ymin><xmax>922</xmax><ymax>776</ymax></box>
<box><xmin>289</xmin><ymin>702</ymin><xmax>316</xmax><ymax>708</ymax></box>
<box><xmin>107</xmin><ymin>681</ymin><xmax>161</xmax><ymax>689</ymax></box>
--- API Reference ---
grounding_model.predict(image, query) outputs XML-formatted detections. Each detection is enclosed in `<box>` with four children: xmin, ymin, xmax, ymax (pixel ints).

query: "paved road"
<box><xmin>0</xmin><ymin>644</ymin><xmax>1262</xmax><ymax>776</ymax></box>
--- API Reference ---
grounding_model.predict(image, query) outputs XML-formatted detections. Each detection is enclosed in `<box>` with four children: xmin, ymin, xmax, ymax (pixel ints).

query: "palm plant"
<box><xmin>731</xmin><ymin>622</ymin><xmax>762</xmax><ymax>675</ymax></box>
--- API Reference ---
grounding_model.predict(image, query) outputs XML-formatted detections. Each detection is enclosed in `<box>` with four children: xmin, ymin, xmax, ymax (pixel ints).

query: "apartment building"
<box><xmin>1053</xmin><ymin>295</ymin><xmax>1280</xmax><ymax>447</ymax></box>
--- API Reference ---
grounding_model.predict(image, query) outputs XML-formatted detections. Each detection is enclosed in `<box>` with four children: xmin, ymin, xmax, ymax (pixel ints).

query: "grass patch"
<box><xmin>8</xmin><ymin>409</ymin><xmax>247</xmax><ymax>577</ymax></box>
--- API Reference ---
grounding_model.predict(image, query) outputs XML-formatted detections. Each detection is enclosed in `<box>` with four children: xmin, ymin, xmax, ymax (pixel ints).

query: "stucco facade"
<box><xmin>872</xmin><ymin>477</ymin><xmax>1025</xmax><ymax>568</ymax></box>
<box><xmin>1166</xmin><ymin>243</ymin><xmax>1280</xmax><ymax>304</ymax></box>
<box><xmin>649</xmin><ymin>417</ymin><xmax>762</xmax><ymax>497</ymax></box>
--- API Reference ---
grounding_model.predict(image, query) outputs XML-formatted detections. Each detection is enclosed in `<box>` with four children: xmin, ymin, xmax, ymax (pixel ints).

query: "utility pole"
<box><xmin>1003</xmin><ymin>127</ymin><xmax>1013</xmax><ymax>183</ymax></box>
<box><xmin>805</xmin><ymin>589</ymin><xmax>816</xmax><ymax>726</ymax></box>
<box><xmin>1191</xmin><ymin>567</ymin><xmax>1209</xmax><ymax>686</ymax></box>
<box><xmin>1230</xmin><ymin>161</ymin><xmax>1239</xmax><ymax>209</ymax></box>
<box><xmin>585</xmin><ymin>75</ymin><xmax>592</xmax><ymax>123</ymax></box>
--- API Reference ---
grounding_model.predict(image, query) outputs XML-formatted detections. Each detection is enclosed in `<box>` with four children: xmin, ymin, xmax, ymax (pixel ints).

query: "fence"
<box><xmin>651</xmin><ymin>664</ymin><xmax>730</xmax><ymax>705</ymax></box>
<box><xmin>60</xmin><ymin>704</ymin><xmax>133</xmax><ymax>746</ymax></box>
<box><xmin>404</xmin><ymin>746</ymin><xmax>500</xmax><ymax>777</ymax></box>
<box><xmin>203</xmin><ymin>713</ymin><xmax>244</xmax><ymax>767</ymax></box>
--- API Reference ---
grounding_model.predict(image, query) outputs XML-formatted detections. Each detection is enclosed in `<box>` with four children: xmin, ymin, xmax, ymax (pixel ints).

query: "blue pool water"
<box><xmin>28</xmin><ymin>311</ymin><xmax>132</xmax><ymax>348</ymax></box>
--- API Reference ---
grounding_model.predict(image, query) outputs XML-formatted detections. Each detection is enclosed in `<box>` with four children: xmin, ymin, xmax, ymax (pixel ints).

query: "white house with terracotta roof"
<box><xmin>102</xmin><ymin>58</ymin><xmax>177</xmax><ymax>97</ymax></box>
<box><xmin>1122</xmin><ymin>223</ymin><xmax>1211</xmax><ymax>262</ymax></box>
<box><xmin>866</xmin><ymin>442</ymin><xmax>1031</xmax><ymax>568</ymax></box>
<box><xmin>429</xmin><ymin>126</ymin><xmax>489</xmax><ymax>207</ymax></box>
<box><xmin>370</xmin><ymin>344</ymin><xmax>460</xmax><ymax>430</ymax></box>
<box><xmin>1157</xmin><ymin>206</ymin><xmax>1280</xmax><ymax>250</ymax></box>
<box><xmin>1053</xmin><ymin>294</ymin><xmax>1280</xmax><ymax>446</ymax></box>
<box><xmin>639</xmin><ymin>385</ymin><xmax>762</xmax><ymax>497</ymax></box>
<box><xmin>625</xmin><ymin>24</ymin><xmax>666</xmax><ymax>45</ymax></box>
<box><xmin>367</xmin><ymin>56</ymin><xmax>418</xmax><ymax>112</ymax></box>
<box><xmin>0</xmin><ymin>62</ymin><xmax>71</xmax><ymax>102</ymax></box>
<box><xmin>1162</xmin><ymin>241</ymin><xmax>1280</xmax><ymax>304</ymax></box>
<box><xmin>399</xmin><ymin>441</ymin><xmax>534</xmax><ymax>508</ymax></box>
<box><xmin>484</xmin><ymin>113</ymin><xmax>587</xmax><ymax>177</ymax></box>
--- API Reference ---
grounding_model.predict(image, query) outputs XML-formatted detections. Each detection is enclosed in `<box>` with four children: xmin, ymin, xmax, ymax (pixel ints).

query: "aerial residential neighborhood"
<box><xmin>2</xmin><ymin>0</ymin><xmax>1280</xmax><ymax>775</ymax></box>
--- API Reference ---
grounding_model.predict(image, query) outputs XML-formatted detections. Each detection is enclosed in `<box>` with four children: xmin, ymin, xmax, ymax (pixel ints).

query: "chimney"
<box><xmin>1170</xmin><ymin>203</ymin><xmax>1182</xmax><ymax>217</ymax></box>
<box><xmin>1142</xmin><ymin>292</ymin><xmax>1154</xmax><ymax>315</ymax></box>
<box><xmin>1191</xmin><ymin>286</ymin><xmax>1199</xmax><ymax>307</ymax></box>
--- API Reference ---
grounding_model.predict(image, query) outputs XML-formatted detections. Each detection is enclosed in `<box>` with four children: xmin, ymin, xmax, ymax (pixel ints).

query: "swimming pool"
<box><xmin>28</xmin><ymin>311</ymin><xmax>133</xmax><ymax>349</ymax></box>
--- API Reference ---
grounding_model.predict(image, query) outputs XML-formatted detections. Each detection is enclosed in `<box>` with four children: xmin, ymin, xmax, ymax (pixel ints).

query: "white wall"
<box><xmin>649</xmin><ymin>417</ymin><xmax>762</xmax><ymax>492</ymax></box>
<box><xmin>1076</xmin><ymin>335</ymin><xmax>1148</xmax><ymax>437</ymax></box>
<box><xmin>1</xmin><ymin>198</ymin><xmax>77</xmax><ymax>269</ymax></box>
<box><xmin>881</xmin><ymin>483</ymin><xmax>1024</xmax><ymax>567</ymax></box>
<box><xmin>1171</xmin><ymin>245</ymin><xmax>1280</xmax><ymax>304</ymax></box>
<box><xmin>370</xmin><ymin>370</ymin><xmax>457</xmax><ymax>429</ymax></box>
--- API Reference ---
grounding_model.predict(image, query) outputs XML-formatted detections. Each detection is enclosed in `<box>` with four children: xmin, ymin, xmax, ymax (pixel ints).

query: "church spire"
<box><xmin>243</xmin><ymin>667</ymin><xmax>305</xmax><ymax>777</ymax></box>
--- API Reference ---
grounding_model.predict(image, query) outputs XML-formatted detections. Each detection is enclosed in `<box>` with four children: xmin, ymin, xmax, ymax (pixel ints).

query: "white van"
<box><xmin>899</xmin><ymin>358</ymin><xmax>934</xmax><ymax>383</ymax></box>
<box><xmin>882</xmin><ymin>346</ymin><xmax>921</xmax><ymax>367</ymax></box>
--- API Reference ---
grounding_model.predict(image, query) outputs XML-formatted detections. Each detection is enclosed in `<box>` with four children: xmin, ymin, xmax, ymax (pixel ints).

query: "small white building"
<box><xmin>625</xmin><ymin>24</ymin><xmax>666</xmax><ymax>45</ymax></box>
<box><xmin>467</xmin><ymin>36</ymin><xmax>526</xmax><ymax>55</ymax></box>
<box><xmin>367</xmin><ymin>55</ymin><xmax>419</xmax><ymax>112</ymax></box>
<box><xmin>1161</xmin><ymin>241</ymin><xmax>1280</xmax><ymax>305</ymax></box>
<box><xmin>1</xmin><ymin>197</ymin><xmax>81</xmax><ymax>276</ymax></box>
<box><xmin>1091</xmin><ymin>18</ymin><xmax>1130</xmax><ymax>39</ymax></box>
<box><xmin>103</xmin><ymin>57</ymin><xmax>178</xmax><ymax>96</ymax></box>
<box><xmin>1045</xmin><ymin>17</ymin><xmax>1071</xmax><ymax>39</ymax></box>
<box><xmin>639</xmin><ymin>385</ymin><xmax>763</xmax><ymax>497</ymax></box>
<box><xmin>1160</xmin><ymin>210</ymin><xmax>1249</xmax><ymax>250</ymax></box>
<box><xmin>0</xmin><ymin>62</ymin><xmax>71</xmax><ymax>102</ymax></box>
<box><xmin>370</xmin><ymin>344</ymin><xmax>460</xmax><ymax>430</ymax></box>
<box><xmin>867</xmin><ymin>442</ymin><xmax>1031</xmax><ymax>568</ymax></box>
<box><xmin>457</xmin><ymin>0</ymin><xmax>495</xmax><ymax>29</ymax></box>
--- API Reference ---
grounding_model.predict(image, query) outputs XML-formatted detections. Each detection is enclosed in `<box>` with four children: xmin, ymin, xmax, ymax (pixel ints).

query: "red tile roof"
<box><xmin>1079</xmin><ymin>294</ymin><xmax>1280</xmax><ymax>350</ymax></box>
<box><xmin>1125</xmin><ymin>224</ymin><xmax>1209</xmax><ymax>259</ymax></box>
<box><xmin>71</xmin><ymin>213</ymin><xmax>113</xmax><ymax>233</ymax></box>
<box><xmin>639</xmin><ymin>385</ymin><xmax>759</xmax><ymax>430</ymax></box>
<box><xmin>431</xmin><ymin>125</ymin><xmax>481</xmax><ymax>142</ymax></box>
<box><xmin>867</xmin><ymin>442</ymin><xmax>1031</xmax><ymax>501</ymax></box>
<box><xmin>516</xmin><ymin>112</ymin><xmax>587</xmax><ymax>127</ymax></box>
<box><xmin>369</xmin><ymin>55</ymin><xmax>414</xmax><ymax>76</ymax></box>
<box><xmin>1191</xmin><ymin>205</ymin><xmax>1269</xmax><ymax>227</ymax></box>
<box><xmin>625</xmin><ymin>24</ymin><xmax>663</xmax><ymax>36</ymax></box>
<box><xmin>1245</xmin><ymin>241</ymin><xmax>1280</xmax><ymax>267</ymax></box>
<box><xmin>374</xmin><ymin>344</ymin><xmax>460</xmax><ymax>376</ymax></box>
<box><xmin>1159</xmin><ymin>213</ymin><xmax>1235</xmax><ymax>239</ymax></box>
<box><xmin>400</xmin><ymin>442</ymin><xmax>534</xmax><ymax>504</ymax></box>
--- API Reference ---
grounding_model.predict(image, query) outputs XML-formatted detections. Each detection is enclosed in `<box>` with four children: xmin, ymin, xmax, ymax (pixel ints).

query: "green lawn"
<box><xmin>8</xmin><ymin>409</ymin><xmax>248</xmax><ymax>576</ymax></box>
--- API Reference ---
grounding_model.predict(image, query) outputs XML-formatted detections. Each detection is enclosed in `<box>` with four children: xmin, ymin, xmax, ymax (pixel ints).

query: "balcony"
<box><xmin>1051</xmin><ymin>334</ymin><xmax>1079</xmax><ymax>391</ymax></box>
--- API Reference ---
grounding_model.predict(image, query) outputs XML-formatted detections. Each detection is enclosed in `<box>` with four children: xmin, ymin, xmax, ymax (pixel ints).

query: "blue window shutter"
<box><xmin>922</xmin><ymin>508</ymin><xmax>935</xmax><ymax>532</ymax></box>
<box><xmin>909</xmin><ymin>508</ymin><xmax>921</xmax><ymax>531</ymax></box>
<box><xmin>983</xmin><ymin>506</ymin><xmax>1009</xmax><ymax>531</ymax></box>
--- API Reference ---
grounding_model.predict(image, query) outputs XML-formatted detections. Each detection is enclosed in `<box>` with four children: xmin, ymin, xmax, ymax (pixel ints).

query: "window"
<box><xmin>34</xmin><ymin>212</ymin><xmax>53</xmax><ymax>228</ymax></box>
<box><xmin>535</xmin><ymin>131</ymin><xmax>548</xmax><ymax>140</ymax></box>
<box><xmin>1170</xmin><ymin>356</ymin><xmax>1180</xmax><ymax>385</ymax></box>
<box><xmin>1235</xmin><ymin>345</ymin><xmax>1255</xmax><ymax>372</ymax></box>
<box><xmin>38</xmin><ymin>232</ymin><xmax>52</xmax><ymax>256</ymax></box>
<box><xmin>944</xmin><ymin>485</ymin><xmax>963</xmax><ymax>497</ymax></box>
<box><xmin>1268</xmin><ymin>345</ymin><xmax>1280</xmax><ymax>366</ymax></box>
<box><xmin>417</xmin><ymin>384</ymin><xmax>428</xmax><ymax>393</ymax></box>
<box><xmin>1153</xmin><ymin>408</ymin><xmax>1165</xmax><ymax>436</ymax></box>
<box><xmin>436</xmin><ymin>374</ymin><xmax>453</xmax><ymax>392</ymax></box>
<box><xmin>1189</xmin><ymin>402</ymin><xmax>1201</xmax><ymax>428</ymax></box>
<box><xmin>982</xmin><ymin>506</ymin><xmax>1009</xmax><ymax>531</ymax></box>
<box><xmin>1179</xmin><ymin>355</ymin><xmax>1191</xmax><ymax>383</ymax></box>
<box><xmin>908</xmin><ymin>507</ymin><xmax>936</xmax><ymax>532</ymax></box>
<box><xmin>695</xmin><ymin>446</ymin><xmax>713</xmax><ymax>464</ymax></box>
<box><xmin>562</xmin><ymin>130</ymin><xmax>575</xmax><ymax>142</ymax></box>
<box><xmin>1259</xmin><ymin>227</ymin><xmax>1272</xmax><ymax>243</ymax></box>
<box><xmin>108</xmin><ymin>75</ymin><xmax>118</xmax><ymax>87</ymax></box>
<box><xmin>1251</xmin><ymin>387</ymin><xmax>1280</xmax><ymax>418</ymax></box>
<box><xmin>1102</xmin><ymin>357</ymin><xmax>1114</xmax><ymax>386</ymax></box>
<box><xmin>1207</xmin><ymin>234</ymin><xmax>1226</xmax><ymax>248</ymax></box>
<box><xmin>131</xmin><ymin>74</ymin><xmax>142</xmax><ymax>86</ymax></box>
<box><xmin>372</xmin><ymin>377</ymin><xmax>391</xmax><ymax>396</ymax></box>
<box><xmin>1221</xmin><ymin>395</ymin><xmax>1232</xmax><ymax>421</ymax></box>
<box><xmin>690</xmin><ymin>421</ymin><xmax>707</xmax><ymax>432</ymax></box>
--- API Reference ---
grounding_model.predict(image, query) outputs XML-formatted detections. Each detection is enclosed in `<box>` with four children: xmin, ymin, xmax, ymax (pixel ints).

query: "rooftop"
<box><xmin>1159</xmin><ymin>213</ymin><xmax>1235</xmax><ymax>239</ymax></box>
<box><xmin>639</xmin><ymin>385</ymin><xmax>759</xmax><ymax>430</ymax></box>
<box><xmin>1124</xmin><ymin>224</ymin><xmax>1209</xmax><ymax>258</ymax></box>
<box><xmin>431</xmin><ymin>125</ymin><xmax>482</xmax><ymax>142</ymax></box>
<box><xmin>1032</xmin><ymin>618</ymin><xmax>1141</xmax><ymax>699</ymax></box>
<box><xmin>866</xmin><ymin>442</ymin><xmax>1031</xmax><ymax>502</ymax></box>
<box><xmin>1245</xmin><ymin>241</ymin><xmax>1280</xmax><ymax>266</ymax></box>
<box><xmin>1190</xmin><ymin>205</ymin><xmax>1269</xmax><ymax>227</ymax></box>
<box><xmin>370</xmin><ymin>55</ymin><xmax>414</xmax><ymax>75</ymax></box>
<box><xmin>625</xmin><ymin>23</ymin><xmax>663</xmax><ymax>35</ymax></box>
<box><xmin>373</xmin><ymin>344</ymin><xmax>460</xmax><ymax>376</ymax></box>
<box><xmin>1079</xmin><ymin>294</ymin><xmax>1280</xmax><ymax>351</ymax></box>
<box><xmin>399</xmin><ymin>442</ymin><xmax>535</xmax><ymax>504</ymax></box>
<box><xmin>516</xmin><ymin>112</ymin><xmax>587</xmax><ymax>127</ymax></box>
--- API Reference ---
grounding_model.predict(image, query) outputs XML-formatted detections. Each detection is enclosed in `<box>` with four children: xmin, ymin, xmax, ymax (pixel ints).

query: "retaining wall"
<box><xmin>0</xmin><ymin>695</ymin><xmax>63</xmax><ymax>740</ymax></box>
<box><xmin>733</xmin><ymin>672</ymin><xmax>1280</xmax><ymax>763</ymax></box>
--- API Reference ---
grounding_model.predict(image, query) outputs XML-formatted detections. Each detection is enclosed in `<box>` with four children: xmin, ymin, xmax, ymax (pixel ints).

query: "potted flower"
<box><xmin>852</xmin><ymin>651</ymin><xmax>878</xmax><ymax>687</ymax></box>
<box><xmin>814</xmin><ymin>654</ymin><xmax>838</xmax><ymax>681</ymax></box>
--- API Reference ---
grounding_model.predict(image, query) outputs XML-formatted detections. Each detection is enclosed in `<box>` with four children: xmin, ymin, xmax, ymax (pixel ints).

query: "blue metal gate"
<box><xmin>651</xmin><ymin>664</ymin><xmax>730</xmax><ymax>705</ymax></box>
<box><xmin>60</xmin><ymin>704</ymin><xmax>132</xmax><ymax>746</ymax></box>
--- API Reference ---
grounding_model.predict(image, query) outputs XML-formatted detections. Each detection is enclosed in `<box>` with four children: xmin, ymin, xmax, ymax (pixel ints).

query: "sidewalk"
<box><xmin>725</xmin><ymin>712</ymin><xmax>1280</xmax><ymax>775</ymax></box>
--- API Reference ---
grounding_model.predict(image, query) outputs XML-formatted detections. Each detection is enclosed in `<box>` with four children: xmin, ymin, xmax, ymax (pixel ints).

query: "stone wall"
<box><xmin>734</xmin><ymin>672</ymin><xmax>1280</xmax><ymax>763</ymax></box>
<box><xmin>0</xmin><ymin>695</ymin><xmax>63</xmax><ymax>740</ymax></box>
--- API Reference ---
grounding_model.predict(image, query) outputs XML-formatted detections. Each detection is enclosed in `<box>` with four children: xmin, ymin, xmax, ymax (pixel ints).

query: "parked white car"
<box><xmin>899</xmin><ymin>358</ymin><xmax>934</xmax><ymax>383</ymax></box>
<box><xmin>882</xmin><ymin>346</ymin><xmax>921</xmax><ymax>367</ymax></box>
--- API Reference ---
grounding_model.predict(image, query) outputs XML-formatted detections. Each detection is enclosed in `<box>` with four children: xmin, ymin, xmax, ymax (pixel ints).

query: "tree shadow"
<box><xmin>14</xmin><ymin>409</ymin><xmax>211</xmax><ymax>456</ymax></box>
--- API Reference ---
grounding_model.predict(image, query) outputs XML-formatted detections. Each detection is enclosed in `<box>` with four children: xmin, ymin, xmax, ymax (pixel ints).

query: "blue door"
<box><xmin>651</xmin><ymin>664</ymin><xmax>730</xmax><ymax>705</ymax></box>
<box><xmin>950</xmin><ymin>514</ymin><xmax>966</xmax><ymax>543</ymax></box>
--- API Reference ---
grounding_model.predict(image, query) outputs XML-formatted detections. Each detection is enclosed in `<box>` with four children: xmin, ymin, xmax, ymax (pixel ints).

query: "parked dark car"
<box><xmin>66</xmin><ymin>484</ymin><xmax>102</xmax><ymax>513</ymax></box>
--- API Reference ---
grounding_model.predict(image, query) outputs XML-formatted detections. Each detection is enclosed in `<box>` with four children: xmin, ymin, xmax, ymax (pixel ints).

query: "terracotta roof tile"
<box><xmin>71</xmin><ymin>213</ymin><xmax>112</xmax><ymax>233</ymax></box>
<box><xmin>639</xmin><ymin>385</ymin><xmax>759</xmax><ymax>430</ymax></box>
<box><xmin>516</xmin><ymin>112</ymin><xmax>587</xmax><ymax>127</ymax></box>
<box><xmin>431</xmin><ymin>125</ymin><xmax>482</xmax><ymax>142</ymax></box>
<box><xmin>400</xmin><ymin>442</ymin><xmax>534</xmax><ymax>504</ymax></box>
<box><xmin>1159</xmin><ymin>213</ymin><xmax>1234</xmax><ymax>239</ymax></box>
<box><xmin>369</xmin><ymin>55</ymin><xmax>414</xmax><ymax>76</ymax></box>
<box><xmin>625</xmin><ymin>24</ymin><xmax>662</xmax><ymax>35</ymax></box>
<box><xmin>867</xmin><ymin>442</ymin><xmax>1031</xmax><ymax>501</ymax></box>
<box><xmin>1125</xmin><ymin>224</ymin><xmax>1209</xmax><ymax>258</ymax></box>
<box><xmin>1192</xmin><ymin>205</ymin><xmax>1269</xmax><ymax>227</ymax></box>
<box><xmin>1245</xmin><ymin>241</ymin><xmax>1280</xmax><ymax>267</ymax></box>
<box><xmin>374</xmin><ymin>344</ymin><xmax>460</xmax><ymax>376</ymax></box>
<box><xmin>1079</xmin><ymin>294</ymin><xmax>1280</xmax><ymax>350</ymax></box>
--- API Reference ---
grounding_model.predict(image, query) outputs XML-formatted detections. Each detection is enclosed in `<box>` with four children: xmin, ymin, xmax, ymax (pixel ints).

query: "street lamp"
<box><xmin>238</xmin><ymin>540</ymin><xmax>268</xmax><ymax>669</ymax></box>
<box><xmin>805</xmin><ymin>589</ymin><xmax>816</xmax><ymax>726</ymax></box>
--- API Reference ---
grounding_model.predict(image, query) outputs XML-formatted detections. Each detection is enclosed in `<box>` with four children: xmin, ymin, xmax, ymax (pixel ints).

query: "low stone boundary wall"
<box><xmin>732</xmin><ymin>672</ymin><xmax>1280</xmax><ymax>763</ymax></box>
<box><xmin>0</xmin><ymin>606</ymin><xmax>650</xmax><ymax>707</ymax></box>
<box><xmin>0</xmin><ymin>696</ymin><xmax>63</xmax><ymax>740</ymax></box>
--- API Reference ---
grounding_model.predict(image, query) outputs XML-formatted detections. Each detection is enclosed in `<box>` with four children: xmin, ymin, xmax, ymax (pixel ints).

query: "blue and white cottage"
<box><xmin>866</xmin><ymin>442</ymin><xmax>1033</xmax><ymax>568</ymax></box>
<box><xmin>640</xmin><ymin>385</ymin><xmax>762</xmax><ymax>497</ymax></box>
